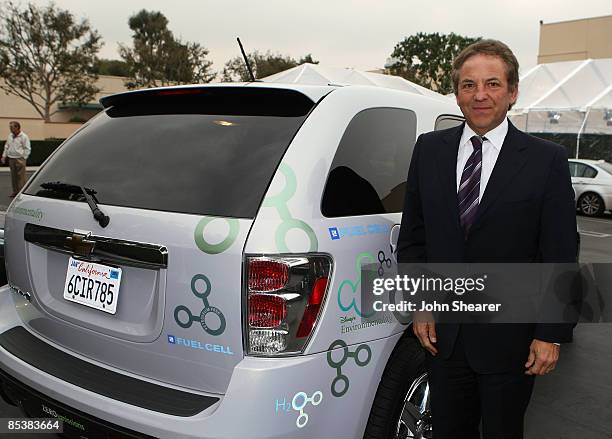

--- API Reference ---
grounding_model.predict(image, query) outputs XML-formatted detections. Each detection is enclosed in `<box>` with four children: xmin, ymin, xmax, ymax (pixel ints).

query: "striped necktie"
<box><xmin>458</xmin><ymin>136</ymin><xmax>484</xmax><ymax>238</ymax></box>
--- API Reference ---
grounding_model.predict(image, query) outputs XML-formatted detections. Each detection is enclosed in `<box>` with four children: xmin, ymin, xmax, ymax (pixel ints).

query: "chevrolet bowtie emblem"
<box><xmin>66</xmin><ymin>232</ymin><xmax>96</xmax><ymax>257</ymax></box>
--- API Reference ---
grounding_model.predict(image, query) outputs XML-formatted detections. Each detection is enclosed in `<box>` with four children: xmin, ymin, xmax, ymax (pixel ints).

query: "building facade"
<box><xmin>0</xmin><ymin>75</ymin><xmax>127</xmax><ymax>140</ymax></box>
<box><xmin>538</xmin><ymin>15</ymin><xmax>612</xmax><ymax>64</ymax></box>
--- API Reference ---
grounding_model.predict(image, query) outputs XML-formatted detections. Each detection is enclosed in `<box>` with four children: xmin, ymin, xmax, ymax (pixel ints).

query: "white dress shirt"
<box><xmin>456</xmin><ymin>119</ymin><xmax>561</xmax><ymax>346</ymax></box>
<box><xmin>456</xmin><ymin>118</ymin><xmax>508</xmax><ymax>201</ymax></box>
<box><xmin>3</xmin><ymin>131</ymin><xmax>31</xmax><ymax>160</ymax></box>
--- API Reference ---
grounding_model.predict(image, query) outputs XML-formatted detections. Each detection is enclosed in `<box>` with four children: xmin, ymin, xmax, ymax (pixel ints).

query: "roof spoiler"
<box><xmin>100</xmin><ymin>86</ymin><xmax>316</xmax><ymax>118</ymax></box>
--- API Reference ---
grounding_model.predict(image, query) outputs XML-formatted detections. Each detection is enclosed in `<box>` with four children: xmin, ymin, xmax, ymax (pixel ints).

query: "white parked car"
<box><xmin>568</xmin><ymin>159</ymin><xmax>612</xmax><ymax>216</ymax></box>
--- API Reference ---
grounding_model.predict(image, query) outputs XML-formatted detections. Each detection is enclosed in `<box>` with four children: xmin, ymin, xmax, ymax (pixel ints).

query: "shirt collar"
<box><xmin>459</xmin><ymin>118</ymin><xmax>508</xmax><ymax>152</ymax></box>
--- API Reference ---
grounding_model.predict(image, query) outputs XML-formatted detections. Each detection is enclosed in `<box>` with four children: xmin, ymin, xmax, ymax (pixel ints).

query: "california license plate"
<box><xmin>63</xmin><ymin>258</ymin><xmax>122</xmax><ymax>314</ymax></box>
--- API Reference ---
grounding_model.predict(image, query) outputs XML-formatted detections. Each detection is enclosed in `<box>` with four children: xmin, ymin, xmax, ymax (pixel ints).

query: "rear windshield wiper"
<box><xmin>40</xmin><ymin>181</ymin><xmax>110</xmax><ymax>228</ymax></box>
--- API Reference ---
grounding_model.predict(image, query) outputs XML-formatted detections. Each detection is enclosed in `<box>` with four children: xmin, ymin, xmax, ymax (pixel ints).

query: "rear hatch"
<box><xmin>4</xmin><ymin>86</ymin><xmax>321</xmax><ymax>394</ymax></box>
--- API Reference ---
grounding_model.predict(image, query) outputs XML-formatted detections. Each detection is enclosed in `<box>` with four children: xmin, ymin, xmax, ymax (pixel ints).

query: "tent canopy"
<box><xmin>515</xmin><ymin>58</ymin><xmax>612</xmax><ymax>112</ymax></box>
<box><xmin>510</xmin><ymin>58</ymin><xmax>612</xmax><ymax>136</ymax></box>
<box><xmin>261</xmin><ymin>63</ymin><xmax>447</xmax><ymax>101</ymax></box>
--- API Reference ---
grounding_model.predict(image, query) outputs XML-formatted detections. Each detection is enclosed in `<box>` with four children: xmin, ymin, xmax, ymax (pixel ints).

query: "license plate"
<box><xmin>63</xmin><ymin>257</ymin><xmax>122</xmax><ymax>314</ymax></box>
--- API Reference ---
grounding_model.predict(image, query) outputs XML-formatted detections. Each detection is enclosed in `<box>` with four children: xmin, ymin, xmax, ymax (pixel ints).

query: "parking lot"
<box><xmin>577</xmin><ymin>214</ymin><xmax>612</xmax><ymax>263</ymax></box>
<box><xmin>525</xmin><ymin>214</ymin><xmax>612</xmax><ymax>439</ymax></box>
<box><xmin>0</xmin><ymin>181</ymin><xmax>611</xmax><ymax>437</ymax></box>
<box><xmin>0</xmin><ymin>168</ymin><xmax>36</xmax><ymax>213</ymax></box>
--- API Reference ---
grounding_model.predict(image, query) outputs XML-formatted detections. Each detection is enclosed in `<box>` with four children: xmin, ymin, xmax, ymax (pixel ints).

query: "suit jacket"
<box><xmin>397</xmin><ymin>120</ymin><xmax>578</xmax><ymax>373</ymax></box>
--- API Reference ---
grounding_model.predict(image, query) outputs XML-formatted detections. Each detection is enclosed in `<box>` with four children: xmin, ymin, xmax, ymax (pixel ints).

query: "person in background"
<box><xmin>1</xmin><ymin>121</ymin><xmax>31</xmax><ymax>197</ymax></box>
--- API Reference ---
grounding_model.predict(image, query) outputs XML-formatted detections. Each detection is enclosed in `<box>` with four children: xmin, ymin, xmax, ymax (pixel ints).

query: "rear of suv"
<box><xmin>0</xmin><ymin>82</ymin><xmax>460</xmax><ymax>438</ymax></box>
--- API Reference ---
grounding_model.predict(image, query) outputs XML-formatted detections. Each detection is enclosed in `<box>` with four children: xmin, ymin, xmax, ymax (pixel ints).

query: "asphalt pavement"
<box><xmin>0</xmin><ymin>169</ymin><xmax>610</xmax><ymax>438</ymax></box>
<box><xmin>0</xmin><ymin>167</ymin><xmax>37</xmax><ymax>217</ymax></box>
<box><xmin>526</xmin><ymin>323</ymin><xmax>612</xmax><ymax>439</ymax></box>
<box><xmin>577</xmin><ymin>214</ymin><xmax>612</xmax><ymax>263</ymax></box>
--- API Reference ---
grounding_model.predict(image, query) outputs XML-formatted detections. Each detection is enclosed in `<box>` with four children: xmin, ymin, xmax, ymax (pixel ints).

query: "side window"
<box><xmin>575</xmin><ymin>163</ymin><xmax>598</xmax><ymax>178</ymax></box>
<box><xmin>321</xmin><ymin>108</ymin><xmax>417</xmax><ymax>217</ymax></box>
<box><xmin>582</xmin><ymin>165</ymin><xmax>598</xmax><ymax>178</ymax></box>
<box><xmin>568</xmin><ymin>161</ymin><xmax>578</xmax><ymax>177</ymax></box>
<box><xmin>435</xmin><ymin>114</ymin><xmax>464</xmax><ymax>131</ymax></box>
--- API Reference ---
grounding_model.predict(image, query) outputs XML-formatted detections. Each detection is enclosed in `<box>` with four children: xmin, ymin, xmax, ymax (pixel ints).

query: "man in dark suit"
<box><xmin>397</xmin><ymin>40</ymin><xmax>577</xmax><ymax>438</ymax></box>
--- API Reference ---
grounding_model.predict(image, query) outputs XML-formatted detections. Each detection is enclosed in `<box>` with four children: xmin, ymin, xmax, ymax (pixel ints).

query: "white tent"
<box><xmin>261</xmin><ymin>63</ymin><xmax>447</xmax><ymax>101</ymax></box>
<box><xmin>509</xmin><ymin>59</ymin><xmax>612</xmax><ymax>135</ymax></box>
<box><xmin>509</xmin><ymin>58</ymin><xmax>612</xmax><ymax>159</ymax></box>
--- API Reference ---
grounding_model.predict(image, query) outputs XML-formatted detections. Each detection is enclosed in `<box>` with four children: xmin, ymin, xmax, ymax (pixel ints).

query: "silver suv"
<box><xmin>0</xmin><ymin>83</ymin><xmax>460</xmax><ymax>439</ymax></box>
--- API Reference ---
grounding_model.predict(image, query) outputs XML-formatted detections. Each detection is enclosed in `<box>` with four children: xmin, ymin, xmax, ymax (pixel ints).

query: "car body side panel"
<box><xmin>573</xmin><ymin>182</ymin><xmax>612</xmax><ymax>210</ymax></box>
<box><xmin>570</xmin><ymin>160</ymin><xmax>612</xmax><ymax>212</ymax></box>
<box><xmin>245</xmin><ymin>86</ymin><xmax>459</xmax><ymax>354</ymax></box>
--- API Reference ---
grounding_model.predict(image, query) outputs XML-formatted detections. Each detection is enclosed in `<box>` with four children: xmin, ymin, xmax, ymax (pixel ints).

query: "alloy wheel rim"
<box><xmin>395</xmin><ymin>373</ymin><xmax>432</xmax><ymax>439</ymax></box>
<box><xmin>581</xmin><ymin>194</ymin><xmax>601</xmax><ymax>216</ymax></box>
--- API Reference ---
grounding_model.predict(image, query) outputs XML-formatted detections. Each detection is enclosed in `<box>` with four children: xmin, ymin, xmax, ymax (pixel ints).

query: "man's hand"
<box><xmin>0</xmin><ymin>157</ymin><xmax>5</xmax><ymax>164</ymax></box>
<box><xmin>413</xmin><ymin>311</ymin><xmax>438</xmax><ymax>355</ymax></box>
<box><xmin>525</xmin><ymin>339</ymin><xmax>559</xmax><ymax>375</ymax></box>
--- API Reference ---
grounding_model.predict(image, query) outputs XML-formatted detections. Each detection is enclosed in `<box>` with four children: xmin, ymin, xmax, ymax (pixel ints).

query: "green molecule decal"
<box><xmin>174</xmin><ymin>274</ymin><xmax>226</xmax><ymax>336</ymax></box>
<box><xmin>261</xmin><ymin>163</ymin><xmax>318</xmax><ymax>253</ymax></box>
<box><xmin>337</xmin><ymin>252</ymin><xmax>376</xmax><ymax>318</ymax></box>
<box><xmin>194</xmin><ymin>217</ymin><xmax>240</xmax><ymax>255</ymax></box>
<box><xmin>327</xmin><ymin>339</ymin><xmax>372</xmax><ymax>397</ymax></box>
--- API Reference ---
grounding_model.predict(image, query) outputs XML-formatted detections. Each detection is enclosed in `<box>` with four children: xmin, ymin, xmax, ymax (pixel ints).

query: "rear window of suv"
<box><xmin>25</xmin><ymin>88</ymin><xmax>315</xmax><ymax>219</ymax></box>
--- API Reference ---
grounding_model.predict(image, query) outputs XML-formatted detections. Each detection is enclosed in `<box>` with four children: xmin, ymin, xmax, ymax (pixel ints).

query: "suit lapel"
<box><xmin>471</xmin><ymin>121</ymin><xmax>528</xmax><ymax>230</ymax></box>
<box><xmin>436</xmin><ymin>124</ymin><xmax>463</xmax><ymax>231</ymax></box>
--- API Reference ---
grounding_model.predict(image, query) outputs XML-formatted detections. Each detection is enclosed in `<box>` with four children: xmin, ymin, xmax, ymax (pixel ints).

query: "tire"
<box><xmin>363</xmin><ymin>333</ymin><xmax>432</xmax><ymax>439</ymax></box>
<box><xmin>578</xmin><ymin>192</ymin><xmax>605</xmax><ymax>217</ymax></box>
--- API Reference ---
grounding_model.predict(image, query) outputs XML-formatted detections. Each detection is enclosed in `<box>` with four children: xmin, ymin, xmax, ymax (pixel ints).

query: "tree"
<box><xmin>222</xmin><ymin>51</ymin><xmax>319</xmax><ymax>82</ymax></box>
<box><xmin>119</xmin><ymin>10</ymin><xmax>215</xmax><ymax>89</ymax></box>
<box><xmin>298</xmin><ymin>54</ymin><xmax>319</xmax><ymax>65</ymax></box>
<box><xmin>92</xmin><ymin>59</ymin><xmax>130</xmax><ymax>77</ymax></box>
<box><xmin>387</xmin><ymin>32</ymin><xmax>481</xmax><ymax>94</ymax></box>
<box><xmin>0</xmin><ymin>2</ymin><xmax>102</xmax><ymax>122</ymax></box>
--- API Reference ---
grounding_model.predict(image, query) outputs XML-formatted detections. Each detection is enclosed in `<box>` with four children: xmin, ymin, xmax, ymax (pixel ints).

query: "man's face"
<box><xmin>9</xmin><ymin>123</ymin><xmax>19</xmax><ymax>136</ymax></box>
<box><xmin>455</xmin><ymin>53</ymin><xmax>518</xmax><ymax>135</ymax></box>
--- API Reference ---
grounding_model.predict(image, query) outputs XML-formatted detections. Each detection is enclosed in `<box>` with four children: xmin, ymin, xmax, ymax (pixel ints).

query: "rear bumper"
<box><xmin>0</xmin><ymin>369</ymin><xmax>153</xmax><ymax>439</ymax></box>
<box><xmin>0</xmin><ymin>287</ymin><xmax>396</xmax><ymax>439</ymax></box>
<box><xmin>0</xmin><ymin>326</ymin><xmax>218</xmax><ymax>416</ymax></box>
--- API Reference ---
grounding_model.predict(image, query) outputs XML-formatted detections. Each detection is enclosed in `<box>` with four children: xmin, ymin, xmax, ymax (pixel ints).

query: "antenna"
<box><xmin>237</xmin><ymin>37</ymin><xmax>256</xmax><ymax>82</ymax></box>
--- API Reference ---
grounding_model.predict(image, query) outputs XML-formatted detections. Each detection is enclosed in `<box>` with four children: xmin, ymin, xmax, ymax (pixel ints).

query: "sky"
<box><xmin>31</xmin><ymin>0</ymin><xmax>612</xmax><ymax>78</ymax></box>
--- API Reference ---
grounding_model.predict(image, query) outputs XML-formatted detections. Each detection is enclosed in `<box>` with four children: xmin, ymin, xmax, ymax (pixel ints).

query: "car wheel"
<box><xmin>363</xmin><ymin>334</ymin><xmax>432</xmax><ymax>439</ymax></box>
<box><xmin>578</xmin><ymin>192</ymin><xmax>605</xmax><ymax>216</ymax></box>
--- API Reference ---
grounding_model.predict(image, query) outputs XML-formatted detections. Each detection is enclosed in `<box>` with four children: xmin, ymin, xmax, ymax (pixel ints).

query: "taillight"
<box><xmin>245</xmin><ymin>256</ymin><xmax>332</xmax><ymax>356</ymax></box>
<box><xmin>249</xmin><ymin>294</ymin><xmax>287</xmax><ymax>327</ymax></box>
<box><xmin>156</xmin><ymin>88</ymin><xmax>207</xmax><ymax>96</ymax></box>
<box><xmin>296</xmin><ymin>277</ymin><xmax>328</xmax><ymax>338</ymax></box>
<box><xmin>248</xmin><ymin>260</ymin><xmax>289</xmax><ymax>292</ymax></box>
